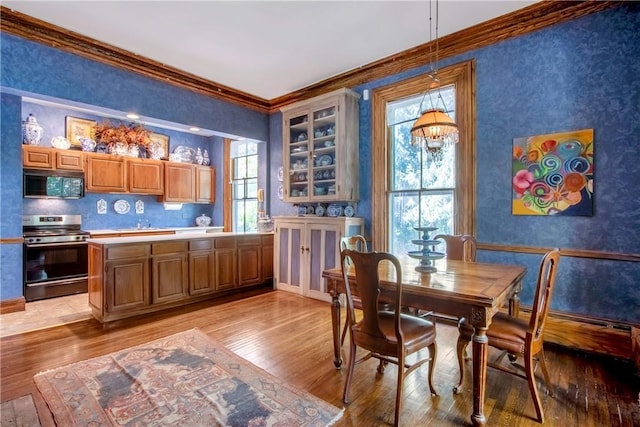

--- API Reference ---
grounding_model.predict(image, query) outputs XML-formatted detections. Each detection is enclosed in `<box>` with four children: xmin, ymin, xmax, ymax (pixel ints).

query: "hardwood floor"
<box><xmin>1</xmin><ymin>289</ymin><xmax>638</xmax><ymax>426</ymax></box>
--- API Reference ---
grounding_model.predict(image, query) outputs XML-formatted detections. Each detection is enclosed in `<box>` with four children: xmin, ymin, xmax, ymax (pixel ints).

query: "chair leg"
<box><xmin>525</xmin><ymin>350</ymin><xmax>545</xmax><ymax>423</ymax></box>
<box><xmin>538</xmin><ymin>348</ymin><xmax>554</xmax><ymax>397</ymax></box>
<box><xmin>342</xmin><ymin>339</ymin><xmax>357</xmax><ymax>404</ymax></box>
<box><xmin>394</xmin><ymin>353</ymin><xmax>405</xmax><ymax>427</ymax></box>
<box><xmin>428</xmin><ymin>341</ymin><xmax>438</xmax><ymax>396</ymax></box>
<box><xmin>454</xmin><ymin>335</ymin><xmax>470</xmax><ymax>393</ymax></box>
<box><xmin>340</xmin><ymin>316</ymin><xmax>349</xmax><ymax>346</ymax></box>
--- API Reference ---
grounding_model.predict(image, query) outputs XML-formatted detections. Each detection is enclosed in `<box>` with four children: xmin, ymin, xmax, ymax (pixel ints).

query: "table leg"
<box><xmin>471</xmin><ymin>326</ymin><xmax>489</xmax><ymax>426</ymax></box>
<box><xmin>330</xmin><ymin>291</ymin><xmax>343</xmax><ymax>369</ymax></box>
<box><xmin>509</xmin><ymin>283</ymin><xmax>521</xmax><ymax>318</ymax></box>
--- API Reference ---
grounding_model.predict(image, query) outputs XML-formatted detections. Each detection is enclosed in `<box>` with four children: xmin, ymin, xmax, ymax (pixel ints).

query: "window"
<box><xmin>371</xmin><ymin>60</ymin><xmax>475</xmax><ymax>252</ymax></box>
<box><xmin>230</xmin><ymin>140</ymin><xmax>258</xmax><ymax>232</ymax></box>
<box><xmin>387</xmin><ymin>86</ymin><xmax>456</xmax><ymax>254</ymax></box>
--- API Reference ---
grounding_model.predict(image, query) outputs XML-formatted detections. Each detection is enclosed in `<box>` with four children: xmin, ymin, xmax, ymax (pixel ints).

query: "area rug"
<box><xmin>0</xmin><ymin>394</ymin><xmax>41</xmax><ymax>426</ymax></box>
<box><xmin>34</xmin><ymin>328</ymin><xmax>343</xmax><ymax>426</ymax></box>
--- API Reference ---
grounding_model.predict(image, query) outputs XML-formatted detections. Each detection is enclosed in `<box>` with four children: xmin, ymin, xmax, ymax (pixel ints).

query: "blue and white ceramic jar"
<box><xmin>22</xmin><ymin>113</ymin><xmax>43</xmax><ymax>145</ymax></box>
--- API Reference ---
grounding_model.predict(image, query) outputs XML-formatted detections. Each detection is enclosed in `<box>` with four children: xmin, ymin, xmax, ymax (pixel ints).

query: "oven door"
<box><xmin>23</xmin><ymin>241</ymin><xmax>88</xmax><ymax>301</ymax></box>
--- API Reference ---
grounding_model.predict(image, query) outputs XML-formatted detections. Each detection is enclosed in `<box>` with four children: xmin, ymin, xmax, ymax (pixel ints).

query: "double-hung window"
<box><xmin>230</xmin><ymin>140</ymin><xmax>258</xmax><ymax>232</ymax></box>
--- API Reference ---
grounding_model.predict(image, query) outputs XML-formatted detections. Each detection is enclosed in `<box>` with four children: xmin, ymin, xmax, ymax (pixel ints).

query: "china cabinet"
<box><xmin>280</xmin><ymin>88</ymin><xmax>360</xmax><ymax>203</ymax></box>
<box><xmin>273</xmin><ymin>216</ymin><xmax>363</xmax><ymax>302</ymax></box>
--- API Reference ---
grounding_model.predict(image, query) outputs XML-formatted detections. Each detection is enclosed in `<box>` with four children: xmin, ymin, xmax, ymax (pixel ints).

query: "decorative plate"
<box><xmin>173</xmin><ymin>146</ymin><xmax>196</xmax><ymax>163</ymax></box>
<box><xmin>135</xmin><ymin>200</ymin><xmax>144</xmax><ymax>214</ymax></box>
<box><xmin>97</xmin><ymin>199</ymin><xmax>107</xmax><ymax>214</ymax></box>
<box><xmin>317</xmin><ymin>154</ymin><xmax>332</xmax><ymax>167</ymax></box>
<box><xmin>277</xmin><ymin>166</ymin><xmax>284</xmax><ymax>182</ymax></box>
<box><xmin>114</xmin><ymin>199</ymin><xmax>130</xmax><ymax>215</ymax></box>
<box><xmin>277</xmin><ymin>185</ymin><xmax>284</xmax><ymax>200</ymax></box>
<box><xmin>344</xmin><ymin>205</ymin><xmax>355</xmax><ymax>217</ymax></box>
<box><xmin>315</xmin><ymin>204</ymin><xmax>325</xmax><ymax>216</ymax></box>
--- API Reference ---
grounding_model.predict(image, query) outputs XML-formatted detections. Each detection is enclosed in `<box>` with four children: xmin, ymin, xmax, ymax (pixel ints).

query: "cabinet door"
<box><xmin>215</xmin><ymin>248</ymin><xmax>237</xmax><ymax>290</ymax></box>
<box><xmin>274</xmin><ymin>222</ymin><xmax>304</xmax><ymax>294</ymax></box>
<box><xmin>261</xmin><ymin>234</ymin><xmax>274</xmax><ymax>282</ymax></box>
<box><xmin>23</xmin><ymin>146</ymin><xmax>54</xmax><ymax>169</ymax></box>
<box><xmin>196</xmin><ymin>166</ymin><xmax>215</xmax><ymax>203</ymax></box>
<box><xmin>86</xmin><ymin>153</ymin><xmax>127</xmax><ymax>192</ymax></box>
<box><xmin>163</xmin><ymin>162</ymin><xmax>195</xmax><ymax>202</ymax></box>
<box><xmin>306</xmin><ymin>223</ymin><xmax>341</xmax><ymax>302</ymax></box>
<box><xmin>189</xmin><ymin>251</ymin><xmax>215</xmax><ymax>295</ymax></box>
<box><xmin>128</xmin><ymin>159</ymin><xmax>164</xmax><ymax>194</ymax></box>
<box><xmin>152</xmin><ymin>253</ymin><xmax>188</xmax><ymax>304</ymax></box>
<box><xmin>283</xmin><ymin>109</ymin><xmax>311</xmax><ymax>203</ymax></box>
<box><xmin>105</xmin><ymin>257</ymin><xmax>150</xmax><ymax>313</ymax></box>
<box><xmin>237</xmin><ymin>236</ymin><xmax>262</xmax><ymax>287</ymax></box>
<box><xmin>56</xmin><ymin>150</ymin><xmax>84</xmax><ymax>171</ymax></box>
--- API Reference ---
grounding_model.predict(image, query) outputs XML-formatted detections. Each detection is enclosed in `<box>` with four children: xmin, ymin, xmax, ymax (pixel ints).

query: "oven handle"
<box><xmin>24</xmin><ymin>241</ymin><xmax>88</xmax><ymax>248</ymax></box>
<box><xmin>25</xmin><ymin>276</ymin><xmax>87</xmax><ymax>287</ymax></box>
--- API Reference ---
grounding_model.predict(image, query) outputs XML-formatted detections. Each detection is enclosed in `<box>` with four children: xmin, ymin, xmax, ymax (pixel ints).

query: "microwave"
<box><xmin>23</xmin><ymin>169</ymin><xmax>85</xmax><ymax>199</ymax></box>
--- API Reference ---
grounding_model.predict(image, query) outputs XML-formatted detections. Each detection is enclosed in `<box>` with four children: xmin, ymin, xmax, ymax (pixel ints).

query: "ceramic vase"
<box><xmin>22</xmin><ymin>113</ymin><xmax>43</xmax><ymax>145</ymax></box>
<box><xmin>195</xmin><ymin>148</ymin><xmax>204</xmax><ymax>165</ymax></box>
<box><xmin>203</xmin><ymin>149</ymin><xmax>210</xmax><ymax>166</ymax></box>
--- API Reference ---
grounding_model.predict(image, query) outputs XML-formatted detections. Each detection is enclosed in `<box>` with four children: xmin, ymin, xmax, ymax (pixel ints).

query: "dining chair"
<box><xmin>341</xmin><ymin>249</ymin><xmax>438</xmax><ymax>427</ymax></box>
<box><xmin>433</xmin><ymin>234</ymin><xmax>477</xmax><ymax>262</ymax></box>
<box><xmin>455</xmin><ymin>249</ymin><xmax>561</xmax><ymax>423</ymax></box>
<box><xmin>339</xmin><ymin>235</ymin><xmax>368</xmax><ymax>345</ymax></box>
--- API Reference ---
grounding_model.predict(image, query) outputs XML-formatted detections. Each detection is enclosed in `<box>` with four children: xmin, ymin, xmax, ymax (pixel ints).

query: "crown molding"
<box><xmin>1</xmin><ymin>2</ymin><xmax>622</xmax><ymax>114</ymax></box>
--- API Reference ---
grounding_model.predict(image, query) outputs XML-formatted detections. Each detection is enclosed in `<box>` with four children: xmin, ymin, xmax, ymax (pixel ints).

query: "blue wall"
<box><xmin>270</xmin><ymin>4</ymin><xmax>640</xmax><ymax>323</ymax></box>
<box><xmin>2</xmin><ymin>5</ymin><xmax>639</xmax><ymax>324</ymax></box>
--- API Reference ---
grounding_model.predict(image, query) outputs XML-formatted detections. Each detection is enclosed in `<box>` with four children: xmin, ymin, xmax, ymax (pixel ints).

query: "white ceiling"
<box><xmin>4</xmin><ymin>1</ymin><xmax>537</xmax><ymax>100</ymax></box>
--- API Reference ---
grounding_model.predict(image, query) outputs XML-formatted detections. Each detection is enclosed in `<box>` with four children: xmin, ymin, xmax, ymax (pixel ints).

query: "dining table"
<box><xmin>322</xmin><ymin>256</ymin><xmax>527</xmax><ymax>427</ymax></box>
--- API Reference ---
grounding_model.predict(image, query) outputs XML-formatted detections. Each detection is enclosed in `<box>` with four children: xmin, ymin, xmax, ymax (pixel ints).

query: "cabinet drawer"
<box><xmin>215</xmin><ymin>237</ymin><xmax>236</xmax><ymax>249</ymax></box>
<box><xmin>106</xmin><ymin>244</ymin><xmax>150</xmax><ymax>260</ymax></box>
<box><xmin>189</xmin><ymin>239</ymin><xmax>212</xmax><ymax>251</ymax></box>
<box><xmin>237</xmin><ymin>235</ymin><xmax>261</xmax><ymax>246</ymax></box>
<box><xmin>152</xmin><ymin>241</ymin><xmax>187</xmax><ymax>254</ymax></box>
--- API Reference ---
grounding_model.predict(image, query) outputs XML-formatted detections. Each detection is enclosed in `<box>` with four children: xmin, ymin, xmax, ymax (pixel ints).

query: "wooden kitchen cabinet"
<box><xmin>23</xmin><ymin>145</ymin><xmax>84</xmax><ymax>171</ymax></box>
<box><xmin>102</xmin><ymin>244</ymin><xmax>151</xmax><ymax>316</ymax></box>
<box><xmin>163</xmin><ymin>162</ymin><xmax>195</xmax><ymax>202</ymax></box>
<box><xmin>196</xmin><ymin>165</ymin><xmax>215</xmax><ymax>203</ymax></box>
<box><xmin>280</xmin><ymin>88</ymin><xmax>360</xmax><ymax>203</ymax></box>
<box><xmin>188</xmin><ymin>239</ymin><xmax>215</xmax><ymax>296</ymax></box>
<box><xmin>261</xmin><ymin>234</ymin><xmax>274</xmax><ymax>281</ymax></box>
<box><xmin>214</xmin><ymin>237</ymin><xmax>237</xmax><ymax>291</ymax></box>
<box><xmin>85</xmin><ymin>152</ymin><xmax>127</xmax><ymax>193</ymax></box>
<box><xmin>128</xmin><ymin>159</ymin><xmax>164</xmax><ymax>195</ymax></box>
<box><xmin>151</xmin><ymin>241</ymin><xmax>188</xmax><ymax>304</ymax></box>
<box><xmin>274</xmin><ymin>216</ymin><xmax>363</xmax><ymax>302</ymax></box>
<box><xmin>237</xmin><ymin>235</ymin><xmax>262</xmax><ymax>287</ymax></box>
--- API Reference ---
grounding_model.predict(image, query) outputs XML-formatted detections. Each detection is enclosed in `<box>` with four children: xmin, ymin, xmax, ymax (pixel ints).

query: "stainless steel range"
<box><xmin>23</xmin><ymin>214</ymin><xmax>89</xmax><ymax>301</ymax></box>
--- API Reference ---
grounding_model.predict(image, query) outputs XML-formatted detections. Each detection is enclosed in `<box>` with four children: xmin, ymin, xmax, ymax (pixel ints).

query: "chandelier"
<box><xmin>410</xmin><ymin>0</ymin><xmax>459</xmax><ymax>157</ymax></box>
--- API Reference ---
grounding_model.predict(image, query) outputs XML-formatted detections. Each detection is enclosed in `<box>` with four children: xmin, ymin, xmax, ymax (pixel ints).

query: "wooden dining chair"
<box><xmin>456</xmin><ymin>249</ymin><xmax>561</xmax><ymax>423</ymax></box>
<box><xmin>339</xmin><ymin>235</ymin><xmax>368</xmax><ymax>345</ymax></box>
<box><xmin>341</xmin><ymin>249</ymin><xmax>438</xmax><ymax>427</ymax></box>
<box><xmin>433</xmin><ymin>234</ymin><xmax>477</xmax><ymax>262</ymax></box>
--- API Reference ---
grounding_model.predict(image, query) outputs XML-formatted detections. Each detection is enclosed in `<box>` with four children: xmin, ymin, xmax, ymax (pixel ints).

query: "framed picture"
<box><xmin>149</xmin><ymin>132</ymin><xmax>169</xmax><ymax>159</ymax></box>
<box><xmin>65</xmin><ymin>116</ymin><xmax>96</xmax><ymax>149</ymax></box>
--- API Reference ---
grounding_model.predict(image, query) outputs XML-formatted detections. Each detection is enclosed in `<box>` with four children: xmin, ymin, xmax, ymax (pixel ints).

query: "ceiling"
<box><xmin>3</xmin><ymin>1</ymin><xmax>537</xmax><ymax>101</ymax></box>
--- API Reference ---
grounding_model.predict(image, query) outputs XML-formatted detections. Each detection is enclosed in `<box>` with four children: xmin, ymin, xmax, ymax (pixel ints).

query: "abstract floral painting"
<box><xmin>512</xmin><ymin>129</ymin><xmax>593</xmax><ymax>216</ymax></box>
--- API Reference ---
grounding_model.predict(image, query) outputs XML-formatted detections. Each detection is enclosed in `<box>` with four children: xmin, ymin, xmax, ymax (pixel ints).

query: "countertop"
<box><xmin>88</xmin><ymin>226</ymin><xmax>224</xmax><ymax>235</ymax></box>
<box><xmin>87</xmin><ymin>230</ymin><xmax>272</xmax><ymax>245</ymax></box>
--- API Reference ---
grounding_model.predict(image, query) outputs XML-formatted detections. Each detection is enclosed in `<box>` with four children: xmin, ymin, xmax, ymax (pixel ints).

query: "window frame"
<box><xmin>371</xmin><ymin>60</ymin><xmax>476</xmax><ymax>251</ymax></box>
<box><xmin>224</xmin><ymin>138</ymin><xmax>259</xmax><ymax>233</ymax></box>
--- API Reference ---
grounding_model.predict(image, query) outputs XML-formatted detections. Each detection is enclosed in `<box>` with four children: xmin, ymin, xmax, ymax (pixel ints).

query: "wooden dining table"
<box><xmin>322</xmin><ymin>257</ymin><xmax>527</xmax><ymax>427</ymax></box>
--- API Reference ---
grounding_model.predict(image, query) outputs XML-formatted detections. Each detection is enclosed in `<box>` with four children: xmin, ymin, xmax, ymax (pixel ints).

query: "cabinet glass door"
<box><xmin>310</xmin><ymin>106</ymin><xmax>337</xmax><ymax>199</ymax></box>
<box><xmin>287</xmin><ymin>113</ymin><xmax>309</xmax><ymax>201</ymax></box>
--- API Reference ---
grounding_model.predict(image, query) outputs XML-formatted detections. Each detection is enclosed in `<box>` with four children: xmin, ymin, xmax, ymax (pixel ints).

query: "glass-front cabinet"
<box><xmin>280</xmin><ymin>88</ymin><xmax>360</xmax><ymax>202</ymax></box>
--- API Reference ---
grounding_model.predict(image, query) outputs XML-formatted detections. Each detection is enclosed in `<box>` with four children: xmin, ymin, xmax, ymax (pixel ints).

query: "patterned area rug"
<box><xmin>34</xmin><ymin>328</ymin><xmax>342</xmax><ymax>426</ymax></box>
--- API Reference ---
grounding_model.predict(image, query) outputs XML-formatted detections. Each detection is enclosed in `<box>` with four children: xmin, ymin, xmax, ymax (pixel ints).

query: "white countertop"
<box><xmin>88</xmin><ymin>226</ymin><xmax>224</xmax><ymax>235</ymax></box>
<box><xmin>87</xmin><ymin>230</ymin><xmax>272</xmax><ymax>244</ymax></box>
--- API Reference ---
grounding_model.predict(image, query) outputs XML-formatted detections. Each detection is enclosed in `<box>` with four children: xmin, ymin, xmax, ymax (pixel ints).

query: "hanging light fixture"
<box><xmin>410</xmin><ymin>0</ymin><xmax>459</xmax><ymax>157</ymax></box>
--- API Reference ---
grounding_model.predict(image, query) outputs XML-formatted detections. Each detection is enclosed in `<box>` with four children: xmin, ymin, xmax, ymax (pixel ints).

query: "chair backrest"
<box><xmin>340</xmin><ymin>235</ymin><xmax>368</xmax><ymax>253</ymax></box>
<box><xmin>528</xmin><ymin>249</ymin><xmax>561</xmax><ymax>346</ymax></box>
<box><xmin>341</xmin><ymin>249</ymin><xmax>403</xmax><ymax>343</ymax></box>
<box><xmin>433</xmin><ymin>234</ymin><xmax>477</xmax><ymax>262</ymax></box>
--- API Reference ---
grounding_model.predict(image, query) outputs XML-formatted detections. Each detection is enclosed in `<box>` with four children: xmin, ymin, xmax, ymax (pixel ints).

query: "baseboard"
<box><xmin>0</xmin><ymin>297</ymin><xmax>26</xmax><ymax>314</ymax></box>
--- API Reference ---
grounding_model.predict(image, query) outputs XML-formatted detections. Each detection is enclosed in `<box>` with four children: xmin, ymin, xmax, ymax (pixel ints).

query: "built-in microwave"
<box><xmin>23</xmin><ymin>169</ymin><xmax>85</xmax><ymax>199</ymax></box>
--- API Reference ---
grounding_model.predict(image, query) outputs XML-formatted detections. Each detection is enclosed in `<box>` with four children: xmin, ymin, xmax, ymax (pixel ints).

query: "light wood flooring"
<box><xmin>1</xmin><ymin>289</ymin><xmax>638</xmax><ymax>426</ymax></box>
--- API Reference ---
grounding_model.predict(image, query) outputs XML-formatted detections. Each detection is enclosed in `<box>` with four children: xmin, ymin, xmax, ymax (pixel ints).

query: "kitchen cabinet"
<box><xmin>88</xmin><ymin>233</ymin><xmax>273</xmax><ymax>322</ymax></box>
<box><xmin>85</xmin><ymin>152</ymin><xmax>127</xmax><ymax>193</ymax></box>
<box><xmin>151</xmin><ymin>241</ymin><xmax>188</xmax><ymax>304</ymax></box>
<box><xmin>95</xmin><ymin>244</ymin><xmax>151</xmax><ymax>317</ymax></box>
<box><xmin>196</xmin><ymin>165</ymin><xmax>215</xmax><ymax>203</ymax></box>
<box><xmin>163</xmin><ymin>162</ymin><xmax>195</xmax><ymax>202</ymax></box>
<box><xmin>188</xmin><ymin>239</ymin><xmax>215</xmax><ymax>296</ymax></box>
<box><xmin>22</xmin><ymin>145</ymin><xmax>84</xmax><ymax>171</ymax></box>
<box><xmin>280</xmin><ymin>88</ymin><xmax>360</xmax><ymax>203</ymax></box>
<box><xmin>214</xmin><ymin>237</ymin><xmax>237</xmax><ymax>291</ymax></box>
<box><xmin>273</xmin><ymin>216</ymin><xmax>363</xmax><ymax>302</ymax></box>
<box><xmin>128</xmin><ymin>159</ymin><xmax>164</xmax><ymax>195</ymax></box>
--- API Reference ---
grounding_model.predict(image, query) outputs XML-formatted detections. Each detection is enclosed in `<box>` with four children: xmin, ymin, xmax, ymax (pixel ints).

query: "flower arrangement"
<box><xmin>94</xmin><ymin>120</ymin><xmax>151</xmax><ymax>148</ymax></box>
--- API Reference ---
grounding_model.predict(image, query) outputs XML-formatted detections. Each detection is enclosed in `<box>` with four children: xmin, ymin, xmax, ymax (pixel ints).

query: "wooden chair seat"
<box><xmin>459</xmin><ymin>312</ymin><xmax>529</xmax><ymax>357</ymax></box>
